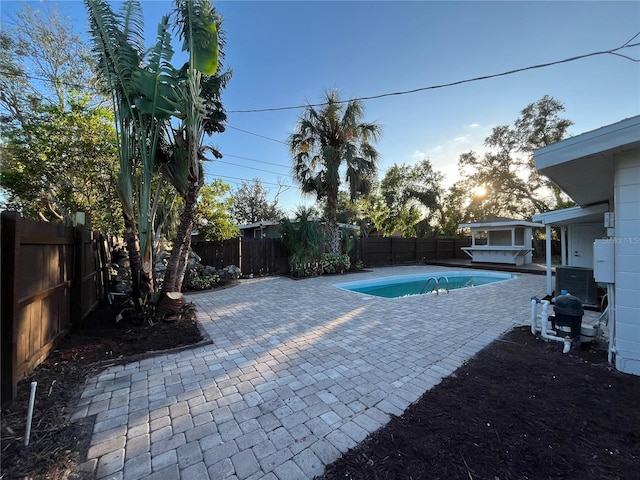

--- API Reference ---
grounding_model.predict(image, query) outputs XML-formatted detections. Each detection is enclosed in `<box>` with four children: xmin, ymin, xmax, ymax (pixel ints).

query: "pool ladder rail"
<box><xmin>420</xmin><ymin>276</ymin><xmax>450</xmax><ymax>295</ymax></box>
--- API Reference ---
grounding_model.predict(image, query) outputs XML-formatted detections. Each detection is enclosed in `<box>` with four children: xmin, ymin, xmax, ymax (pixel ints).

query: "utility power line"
<box><xmin>219</xmin><ymin>152</ymin><xmax>292</xmax><ymax>169</ymax></box>
<box><xmin>4</xmin><ymin>34</ymin><xmax>638</xmax><ymax>115</ymax></box>
<box><xmin>227</xmin><ymin>37</ymin><xmax>640</xmax><ymax>113</ymax></box>
<box><xmin>211</xmin><ymin>159</ymin><xmax>295</xmax><ymax>178</ymax></box>
<box><xmin>226</xmin><ymin>125</ymin><xmax>287</xmax><ymax>144</ymax></box>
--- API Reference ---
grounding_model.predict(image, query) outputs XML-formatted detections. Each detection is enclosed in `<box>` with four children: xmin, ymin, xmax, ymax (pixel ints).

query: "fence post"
<box><xmin>71</xmin><ymin>226</ymin><xmax>84</xmax><ymax>326</ymax></box>
<box><xmin>1</xmin><ymin>212</ymin><xmax>19</xmax><ymax>401</ymax></box>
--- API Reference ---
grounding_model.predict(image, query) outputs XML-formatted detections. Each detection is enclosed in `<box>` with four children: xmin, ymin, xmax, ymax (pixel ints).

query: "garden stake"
<box><xmin>25</xmin><ymin>381</ymin><xmax>37</xmax><ymax>446</ymax></box>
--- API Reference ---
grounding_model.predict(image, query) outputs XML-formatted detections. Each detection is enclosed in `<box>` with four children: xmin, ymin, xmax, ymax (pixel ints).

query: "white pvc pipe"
<box><xmin>531</xmin><ymin>299</ymin><xmax>538</xmax><ymax>334</ymax></box>
<box><xmin>607</xmin><ymin>283</ymin><xmax>616</xmax><ymax>364</ymax></box>
<box><xmin>24</xmin><ymin>381</ymin><xmax>37</xmax><ymax>446</ymax></box>
<box><xmin>531</xmin><ymin>299</ymin><xmax>572</xmax><ymax>354</ymax></box>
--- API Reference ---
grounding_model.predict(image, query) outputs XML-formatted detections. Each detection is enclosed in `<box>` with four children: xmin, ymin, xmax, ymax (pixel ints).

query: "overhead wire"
<box><xmin>210</xmin><ymin>158</ymin><xmax>295</xmax><ymax>178</ymax></box>
<box><xmin>203</xmin><ymin>171</ymin><xmax>297</xmax><ymax>190</ymax></box>
<box><xmin>5</xmin><ymin>33</ymin><xmax>639</xmax><ymax>196</ymax></box>
<box><xmin>3</xmin><ymin>35</ymin><xmax>638</xmax><ymax>115</ymax></box>
<box><xmin>218</xmin><ymin>152</ymin><xmax>291</xmax><ymax>169</ymax></box>
<box><xmin>226</xmin><ymin>125</ymin><xmax>287</xmax><ymax>144</ymax></box>
<box><xmin>226</xmin><ymin>38</ymin><xmax>640</xmax><ymax>113</ymax></box>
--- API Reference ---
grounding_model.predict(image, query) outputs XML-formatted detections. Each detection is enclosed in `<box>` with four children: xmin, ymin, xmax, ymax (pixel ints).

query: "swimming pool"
<box><xmin>334</xmin><ymin>271</ymin><xmax>516</xmax><ymax>298</ymax></box>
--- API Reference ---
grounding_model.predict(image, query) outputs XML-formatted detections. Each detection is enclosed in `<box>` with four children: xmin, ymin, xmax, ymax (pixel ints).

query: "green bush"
<box><xmin>184</xmin><ymin>271</ymin><xmax>220</xmax><ymax>291</ymax></box>
<box><xmin>321</xmin><ymin>253</ymin><xmax>351</xmax><ymax>274</ymax></box>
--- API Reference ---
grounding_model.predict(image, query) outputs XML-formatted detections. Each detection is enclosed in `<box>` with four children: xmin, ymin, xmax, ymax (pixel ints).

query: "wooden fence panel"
<box><xmin>1</xmin><ymin>213</ymin><xmax>109</xmax><ymax>401</ymax></box>
<box><xmin>193</xmin><ymin>238</ymin><xmax>240</xmax><ymax>269</ymax></box>
<box><xmin>416</xmin><ymin>238</ymin><xmax>437</xmax><ymax>261</ymax></box>
<box><xmin>389</xmin><ymin>238</ymin><xmax>416</xmax><ymax>264</ymax></box>
<box><xmin>193</xmin><ymin>237</ymin><xmax>290</xmax><ymax>276</ymax></box>
<box><xmin>1</xmin><ymin>212</ymin><xmax>74</xmax><ymax>401</ymax></box>
<box><xmin>360</xmin><ymin>237</ymin><xmax>392</xmax><ymax>266</ymax></box>
<box><xmin>73</xmin><ymin>229</ymin><xmax>111</xmax><ymax>327</ymax></box>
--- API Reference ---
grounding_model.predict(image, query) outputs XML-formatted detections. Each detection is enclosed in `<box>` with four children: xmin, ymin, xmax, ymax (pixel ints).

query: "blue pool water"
<box><xmin>334</xmin><ymin>271</ymin><xmax>516</xmax><ymax>298</ymax></box>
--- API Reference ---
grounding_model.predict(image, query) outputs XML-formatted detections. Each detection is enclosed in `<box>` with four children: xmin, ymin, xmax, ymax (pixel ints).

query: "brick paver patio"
<box><xmin>72</xmin><ymin>266</ymin><xmax>548</xmax><ymax>479</ymax></box>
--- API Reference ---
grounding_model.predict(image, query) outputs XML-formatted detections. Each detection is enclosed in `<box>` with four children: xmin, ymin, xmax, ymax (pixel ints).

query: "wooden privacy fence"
<box><xmin>192</xmin><ymin>237</ymin><xmax>289</xmax><ymax>276</ymax></box>
<box><xmin>355</xmin><ymin>237</ymin><xmax>478</xmax><ymax>266</ymax></box>
<box><xmin>192</xmin><ymin>236</ymin><xmax>479</xmax><ymax>275</ymax></box>
<box><xmin>1</xmin><ymin>212</ymin><xmax>111</xmax><ymax>401</ymax></box>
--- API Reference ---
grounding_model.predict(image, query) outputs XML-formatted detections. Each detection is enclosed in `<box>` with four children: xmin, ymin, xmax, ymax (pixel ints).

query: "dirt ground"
<box><xmin>2</xmin><ymin>301</ymin><xmax>639</xmax><ymax>479</ymax></box>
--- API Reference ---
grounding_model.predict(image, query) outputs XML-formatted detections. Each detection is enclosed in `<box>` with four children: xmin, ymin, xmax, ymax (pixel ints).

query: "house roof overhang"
<box><xmin>534</xmin><ymin>115</ymin><xmax>640</xmax><ymax>207</ymax></box>
<box><xmin>237</xmin><ymin>220</ymin><xmax>279</xmax><ymax>230</ymax></box>
<box><xmin>532</xmin><ymin>203</ymin><xmax>609</xmax><ymax>226</ymax></box>
<box><xmin>459</xmin><ymin>220</ymin><xmax>544</xmax><ymax>229</ymax></box>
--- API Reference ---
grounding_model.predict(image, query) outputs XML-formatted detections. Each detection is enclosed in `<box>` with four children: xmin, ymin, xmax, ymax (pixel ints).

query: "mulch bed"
<box><xmin>1</xmin><ymin>300</ymin><xmax>205</xmax><ymax>480</ymax></box>
<box><xmin>320</xmin><ymin>327</ymin><xmax>640</xmax><ymax>480</ymax></box>
<box><xmin>2</xmin><ymin>302</ymin><xmax>639</xmax><ymax>479</ymax></box>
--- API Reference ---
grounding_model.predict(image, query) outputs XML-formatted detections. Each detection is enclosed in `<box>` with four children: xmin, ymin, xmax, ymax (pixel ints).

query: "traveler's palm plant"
<box><xmin>87</xmin><ymin>0</ymin><xmax>180</xmax><ymax>300</ymax></box>
<box><xmin>160</xmin><ymin>0</ymin><xmax>221</xmax><ymax>294</ymax></box>
<box><xmin>86</xmin><ymin>0</ymin><xmax>222</xmax><ymax>302</ymax></box>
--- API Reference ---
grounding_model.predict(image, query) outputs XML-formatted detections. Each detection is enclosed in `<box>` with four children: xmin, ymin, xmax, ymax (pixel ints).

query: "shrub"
<box><xmin>321</xmin><ymin>253</ymin><xmax>350</xmax><ymax>274</ymax></box>
<box><xmin>184</xmin><ymin>269</ymin><xmax>220</xmax><ymax>291</ymax></box>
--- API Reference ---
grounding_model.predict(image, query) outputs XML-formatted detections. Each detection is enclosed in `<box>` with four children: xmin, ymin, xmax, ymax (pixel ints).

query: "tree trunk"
<box><xmin>325</xmin><ymin>223</ymin><xmax>341</xmax><ymax>254</ymax></box>
<box><xmin>162</xmin><ymin>181</ymin><xmax>199</xmax><ymax>294</ymax></box>
<box><xmin>122</xmin><ymin>210</ymin><xmax>142</xmax><ymax>304</ymax></box>
<box><xmin>175</xmin><ymin>228</ymin><xmax>193</xmax><ymax>293</ymax></box>
<box><xmin>326</xmin><ymin>188</ymin><xmax>340</xmax><ymax>253</ymax></box>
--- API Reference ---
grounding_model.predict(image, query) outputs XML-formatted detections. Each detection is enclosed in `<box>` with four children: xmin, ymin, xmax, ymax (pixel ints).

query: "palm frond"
<box><xmin>174</xmin><ymin>0</ymin><xmax>219</xmax><ymax>75</ymax></box>
<box><xmin>133</xmin><ymin>16</ymin><xmax>179</xmax><ymax>119</ymax></box>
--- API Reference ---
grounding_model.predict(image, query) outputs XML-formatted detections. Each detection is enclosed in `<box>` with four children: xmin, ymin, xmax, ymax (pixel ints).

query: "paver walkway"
<box><xmin>72</xmin><ymin>266</ymin><xmax>547</xmax><ymax>480</ymax></box>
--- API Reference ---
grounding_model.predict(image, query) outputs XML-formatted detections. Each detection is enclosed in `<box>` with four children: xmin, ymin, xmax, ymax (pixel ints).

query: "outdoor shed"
<box><xmin>459</xmin><ymin>218</ymin><xmax>543</xmax><ymax>266</ymax></box>
<box><xmin>534</xmin><ymin>115</ymin><xmax>640</xmax><ymax>376</ymax></box>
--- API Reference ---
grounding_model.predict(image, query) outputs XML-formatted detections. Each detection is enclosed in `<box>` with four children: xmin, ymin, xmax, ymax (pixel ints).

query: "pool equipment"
<box><xmin>530</xmin><ymin>298</ymin><xmax>572</xmax><ymax>353</ymax></box>
<box><xmin>553</xmin><ymin>291</ymin><xmax>585</xmax><ymax>341</ymax></box>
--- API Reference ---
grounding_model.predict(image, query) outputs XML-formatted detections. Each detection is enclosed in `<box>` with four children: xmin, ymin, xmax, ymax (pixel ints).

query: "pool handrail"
<box><xmin>420</xmin><ymin>276</ymin><xmax>450</xmax><ymax>295</ymax></box>
<box><xmin>437</xmin><ymin>276</ymin><xmax>450</xmax><ymax>294</ymax></box>
<box><xmin>420</xmin><ymin>277</ymin><xmax>438</xmax><ymax>295</ymax></box>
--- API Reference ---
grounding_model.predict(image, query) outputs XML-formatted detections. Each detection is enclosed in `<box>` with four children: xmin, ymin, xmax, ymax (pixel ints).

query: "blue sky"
<box><xmin>3</xmin><ymin>1</ymin><xmax>640</xmax><ymax>215</ymax></box>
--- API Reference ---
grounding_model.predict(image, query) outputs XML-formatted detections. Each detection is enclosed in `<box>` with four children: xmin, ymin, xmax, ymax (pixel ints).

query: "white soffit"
<box><xmin>532</xmin><ymin>203</ymin><xmax>609</xmax><ymax>226</ymax></box>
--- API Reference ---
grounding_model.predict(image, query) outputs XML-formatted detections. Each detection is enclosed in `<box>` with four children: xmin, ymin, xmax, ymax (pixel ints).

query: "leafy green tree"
<box><xmin>376</xmin><ymin>159</ymin><xmax>444</xmax><ymax>237</ymax></box>
<box><xmin>0</xmin><ymin>4</ymin><xmax>101</xmax><ymax>128</ymax></box>
<box><xmin>193</xmin><ymin>179</ymin><xmax>238</xmax><ymax>240</ymax></box>
<box><xmin>451</xmin><ymin>95</ymin><xmax>574</xmax><ymax>221</ymax></box>
<box><xmin>0</xmin><ymin>6</ymin><xmax>120</xmax><ymax>232</ymax></box>
<box><xmin>289</xmin><ymin>89</ymin><xmax>381</xmax><ymax>253</ymax></box>
<box><xmin>1</xmin><ymin>97</ymin><xmax>121</xmax><ymax>232</ymax></box>
<box><xmin>319</xmin><ymin>191</ymin><xmax>361</xmax><ymax>226</ymax></box>
<box><xmin>230</xmin><ymin>179</ymin><xmax>285</xmax><ymax>224</ymax></box>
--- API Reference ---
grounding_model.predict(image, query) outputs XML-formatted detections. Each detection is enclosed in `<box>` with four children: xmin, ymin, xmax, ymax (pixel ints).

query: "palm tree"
<box><xmin>279</xmin><ymin>207</ymin><xmax>324</xmax><ymax>277</ymax></box>
<box><xmin>160</xmin><ymin>0</ymin><xmax>225</xmax><ymax>295</ymax></box>
<box><xmin>87</xmin><ymin>0</ymin><xmax>222</xmax><ymax>302</ymax></box>
<box><xmin>86</xmin><ymin>0</ymin><xmax>179</xmax><ymax>300</ymax></box>
<box><xmin>288</xmin><ymin>90</ymin><xmax>381</xmax><ymax>253</ymax></box>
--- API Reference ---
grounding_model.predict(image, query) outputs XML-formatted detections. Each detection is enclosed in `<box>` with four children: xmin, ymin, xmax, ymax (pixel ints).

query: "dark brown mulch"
<box><xmin>3</xmin><ymin>302</ymin><xmax>639</xmax><ymax>480</ymax></box>
<box><xmin>319</xmin><ymin>327</ymin><xmax>640</xmax><ymax>480</ymax></box>
<box><xmin>1</xmin><ymin>300</ymin><xmax>205</xmax><ymax>480</ymax></box>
